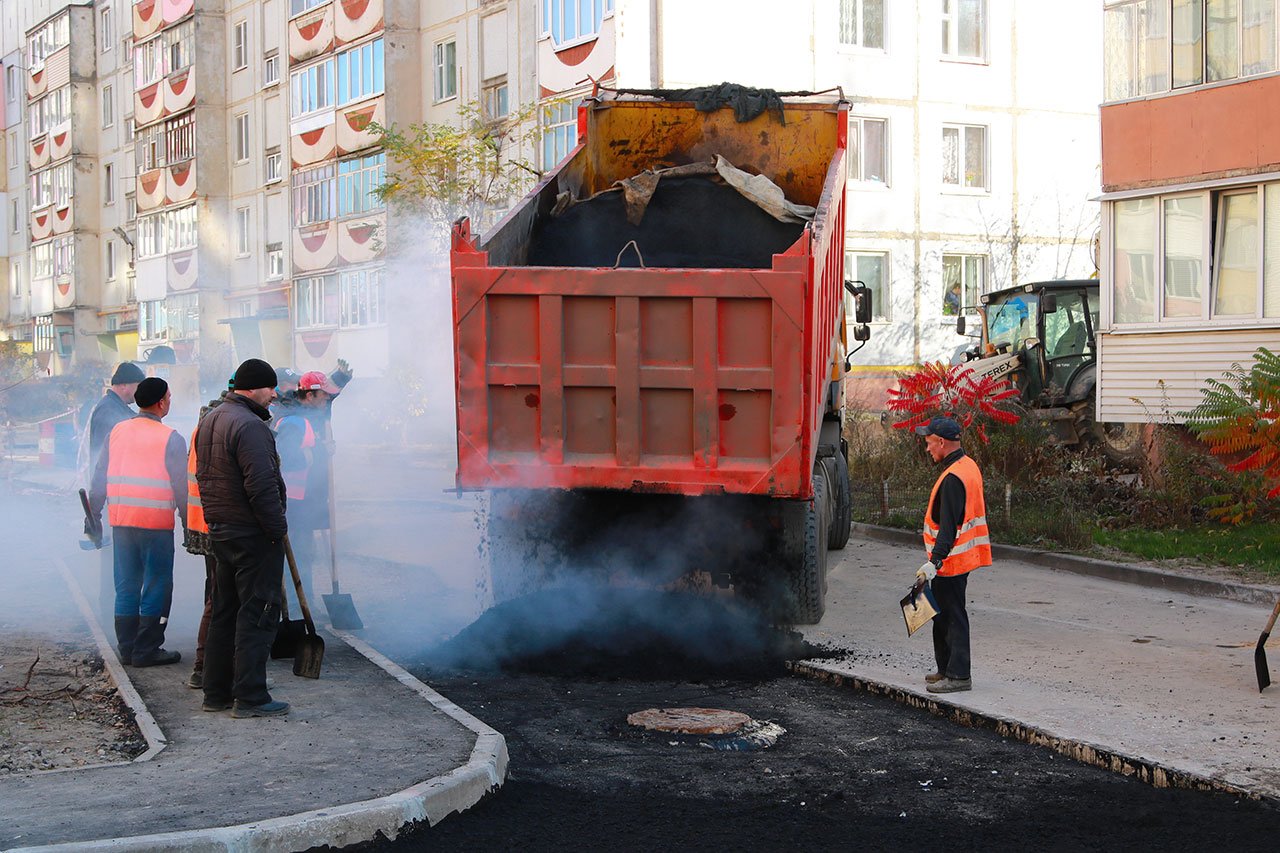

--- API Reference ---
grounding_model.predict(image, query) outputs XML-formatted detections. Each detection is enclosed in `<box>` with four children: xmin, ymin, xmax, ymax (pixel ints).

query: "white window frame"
<box><xmin>100</xmin><ymin>7</ymin><xmax>113</xmax><ymax>53</ymax></box>
<box><xmin>236</xmin><ymin>206</ymin><xmax>251</xmax><ymax>256</ymax></box>
<box><xmin>265</xmin><ymin>150</ymin><xmax>282</xmax><ymax>184</ymax></box>
<box><xmin>32</xmin><ymin>242</ymin><xmax>54</xmax><ymax>279</ymax></box>
<box><xmin>106</xmin><ymin>239</ymin><xmax>117</xmax><ymax>281</ymax></box>
<box><xmin>139</xmin><ymin>299</ymin><xmax>167</xmax><ymax>341</ymax></box>
<box><xmin>233</xmin><ymin>21</ymin><xmax>249</xmax><ymax>72</ymax></box>
<box><xmin>541</xmin><ymin>0</ymin><xmax>615</xmax><ymax>47</ymax></box>
<box><xmin>850</xmin><ymin>115</ymin><xmax>888</xmax><ymax>185</ymax></box>
<box><xmin>942</xmin><ymin>253</ymin><xmax>987</xmax><ymax>316</ymax></box>
<box><xmin>267</xmin><ymin>243</ymin><xmax>284</xmax><ymax>279</ymax></box>
<box><xmin>941</xmin><ymin>0</ymin><xmax>987</xmax><ymax>61</ymax></box>
<box><xmin>294</xmin><ymin>274</ymin><xmax>338</xmax><ymax>328</ymax></box>
<box><xmin>166</xmin><ymin>111</ymin><xmax>195</xmax><ymax>164</ymax></box>
<box><xmin>10</xmin><ymin>198</ymin><xmax>19</xmax><ymax>234</ymax></box>
<box><xmin>542</xmin><ymin>97</ymin><xmax>583</xmax><ymax>170</ymax></box>
<box><xmin>290</xmin><ymin>58</ymin><xmax>335</xmax><ymax>117</ymax></box>
<box><xmin>7</xmin><ymin>130</ymin><xmax>17</xmax><ymax>169</ymax></box>
<box><xmin>292</xmin><ymin>162</ymin><xmax>336</xmax><ymax>226</ymax></box>
<box><xmin>336</xmin><ymin>37</ymin><xmax>384</xmax><ymax>105</ymax></box>
<box><xmin>483</xmin><ymin>79</ymin><xmax>510</xmax><ymax>121</ymax></box>
<box><xmin>104</xmin><ymin>162</ymin><xmax>115</xmax><ymax>205</ymax></box>
<box><xmin>846</xmin><ymin>250</ymin><xmax>891</xmax><ymax>322</ymax></box>
<box><xmin>234</xmin><ymin>112</ymin><xmax>250</xmax><ymax>163</ymax></box>
<box><xmin>337</xmin><ymin>152</ymin><xmax>386</xmax><ymax>217</ymax></box>
<box><xmin>941</xmin><ymin>123</ymin><xmax>988</xmax><ymax>192</ymax></box>
<box><xmin>167</xmin><ymin>293</ymin><xmax>200</xmax><ymax>340</ymax></box>
<box><xmin>264</xmin><ymin>53</ymin><xmax>280</xmax><ymax>87</ymax></box>
<box><xmin>838</xmin><ymin>0</ymin><xmax>886</xmax><ymax>50</ymax></box>
<box><xmin>339</xmin><ymin>267</ymin><xmax>385</xmax><ymax>327</ymax></box>
<box><xmin>167</xmin><ymin>203</ymin><xmax>198</xmax><ymax>252</ymax></box>
<box><xmin>5</xmin><ymin>65</ymin><xmax>17</xmax><ymax>104</ymax></box>
<box><xmin>433</xmin><ymin>39</ymin><xmax>457</xmax><ymax>102</ymax></box>
<box><xmin>166</xmin><ymin>20</ymin><xmax>194</xmax><ymax>75</ymax></box>
<box><xmin>52</xmin><ymin>235</ymin><xmax>75</xmax><ymax>278</ymax></box>
<box><xmin>102</xmin><ymin>84</ymin><xmax>114</xmax><ymax>128</ymax></box>
<box><xmin>291</xmin><ymin>0</ymin><xmax>328</xmax><ymax>17</ymax></box>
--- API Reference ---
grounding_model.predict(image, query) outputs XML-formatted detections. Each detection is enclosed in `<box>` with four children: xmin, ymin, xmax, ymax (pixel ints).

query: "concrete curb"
<box><xmin>13</xmin><ymin>616</ymin><xmax>508</xmax><ymax>852</ymax></box>
<box><xmin>790</xmin><ymin>661</ymin><xmax>1276</xmax><ymax>806</ymax></box>
<box><xmin>851</xmin><ymin>522</ymin><xmax>1280</xmax><ymax>606</ymax></box>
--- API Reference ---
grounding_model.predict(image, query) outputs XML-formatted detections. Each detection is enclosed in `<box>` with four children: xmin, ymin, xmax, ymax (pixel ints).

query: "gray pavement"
<box><xmin>805</xmin><ymin>530</ymin><xmax>1280</xmax><ymax>803</ymax></box>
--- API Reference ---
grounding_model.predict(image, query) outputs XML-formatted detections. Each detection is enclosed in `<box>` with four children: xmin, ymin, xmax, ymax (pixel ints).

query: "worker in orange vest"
<box><xmin>914</xmin><ymin>416</ymin><xmax>992</xmax><ymax>695</ymax></box>
<box><xmin>88</xmin><ymin>377</ymin><xmax>188</xmax><ymax>667</ymax></box>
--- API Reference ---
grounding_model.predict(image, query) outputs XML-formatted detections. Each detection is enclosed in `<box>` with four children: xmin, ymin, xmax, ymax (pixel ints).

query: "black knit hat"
<box><xmin>232</xmin><ymin>358</ymin><xmax>277</xmax><ymax>391</ymax></box>
<box><xmin>134</xmin><ymin>377</ymin><xmax>169</xmax><ymax>409</ymax></box>
<box><xmin>110</xmin><ymin>362</ymin><xmax>145</xmax><ymax>385</ymax></box>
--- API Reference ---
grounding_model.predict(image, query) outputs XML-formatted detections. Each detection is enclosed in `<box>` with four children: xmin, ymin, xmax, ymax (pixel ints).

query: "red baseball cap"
<box><xmin>298</xmin><ymin>370</ymin><xmax>341</xmax><ymax>395</ymax></box>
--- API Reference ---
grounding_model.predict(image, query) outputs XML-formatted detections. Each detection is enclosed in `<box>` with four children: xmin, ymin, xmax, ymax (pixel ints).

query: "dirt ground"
<box><xmin>0</xmin><ymin>632</ymin><xmax>146</xmax><ymax>773</ymax></box>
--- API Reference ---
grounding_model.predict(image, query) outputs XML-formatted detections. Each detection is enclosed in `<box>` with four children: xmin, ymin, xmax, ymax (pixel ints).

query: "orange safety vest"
<box><xmin>186</xmin><ymin>426</ymin><xmax>207</xmax><ymax>534</ymax></box>
<box><xmin>105</xmin><ymin>417</ymin><xmax>179</xmax><ymax>531</ymax></box>
<box><xmin>273</xmin><ymin>414</ymin><xmax>316</xmax><ymax>500</ymax></box>
<box><xmin>922</xmin><ymin>454</ymin><xmax>992</xmax><ymax>576</ymax></box>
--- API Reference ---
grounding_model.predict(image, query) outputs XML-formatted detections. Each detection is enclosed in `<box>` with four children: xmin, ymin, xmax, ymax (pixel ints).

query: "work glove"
<box><xmin>330</xmin><ymin>358</ymin><xmax>354</xmax><ymax>389</ymax></box>
<box><xmin>916</xmin><ymin>561</ymin><xmax>938</xmax><ymax>583</ymax></box>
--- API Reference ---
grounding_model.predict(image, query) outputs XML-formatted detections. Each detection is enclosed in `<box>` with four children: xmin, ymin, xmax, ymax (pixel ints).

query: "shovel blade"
<box><xmin>272</xmin><ymin>619</ymin><xmax>306</xmax><ymax>660</ymax></box>
<box><xmin>293</xmin><ymin>635</ymin><xmax>324</xmax><ymax>679</ymax></box>
<box><xmin>1257</xmin><ymin>630</ymin><xmax>1272</xmax><ymax>692</ymax></box>
<box><xmin>323</xmin><ymin>593</ymin><xmax>364</xmax><ymax>631</ymax></box>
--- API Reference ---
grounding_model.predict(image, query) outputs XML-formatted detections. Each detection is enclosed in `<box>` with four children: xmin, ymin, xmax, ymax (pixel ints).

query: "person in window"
<box><xmin>943</xmin><ymin>283</ymin><xmax>962</xmax><ymax>316</ymax></box>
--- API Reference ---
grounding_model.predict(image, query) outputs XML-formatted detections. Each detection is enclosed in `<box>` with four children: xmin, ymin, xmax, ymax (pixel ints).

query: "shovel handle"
<box><xmin>325</xmin><ymin>420</ymin><xmax>341</xmax><ymax>594</ymax></box>
<box><xmin>1265</xmin><ymin>596</ymin><xmax>1280</xmax><ymax>636</ymax></box>
<box><xmin>283</xmin><ymin>535</ymin><xmax>317</xmax><ymax>634</ymax></box>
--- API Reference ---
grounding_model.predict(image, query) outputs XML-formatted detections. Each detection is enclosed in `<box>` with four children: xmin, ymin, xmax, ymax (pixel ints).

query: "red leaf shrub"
<box><xmin>885</xmin><ymin>362</ymin><xmax>1020</xmax><ymax>444</ymax></box>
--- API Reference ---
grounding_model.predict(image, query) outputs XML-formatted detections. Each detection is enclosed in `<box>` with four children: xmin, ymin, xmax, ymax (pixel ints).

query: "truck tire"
<box><xmin>781</xmin><ymin>469</ymin><xmax>829</xmax><ymax>625</ymax></box>
<box><xmin>825</xmin><ymin>443</ymin><xmax>852</xmax><ymax>550</ymax></box>
<box><xmin>1085</xmin><ymin>402</ymin><xmax>1145</xmax><ymax>468</ymax></box>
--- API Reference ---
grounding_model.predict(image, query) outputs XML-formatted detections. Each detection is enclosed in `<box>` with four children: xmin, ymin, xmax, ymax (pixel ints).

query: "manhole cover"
<box><xmin>627</xmin><ymin>707</ymin><xmax>752</xmax><ymax>735</ymax></box>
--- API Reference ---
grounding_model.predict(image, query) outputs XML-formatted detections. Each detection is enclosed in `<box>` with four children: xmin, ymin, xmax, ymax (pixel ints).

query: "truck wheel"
<box><xmin>1085</xmin><ymin>404</ymin><xmax>1145</xmax><ymax>468</ymax></box>
<box><xmin>781</xmin><ymin>469</ymin><xmax>829</xmax><ymax>625</ymax></box>
<box><xmin>825</xmin><ymin>444</ymin><xmax>852</xmax><ymax>550</ymax></box>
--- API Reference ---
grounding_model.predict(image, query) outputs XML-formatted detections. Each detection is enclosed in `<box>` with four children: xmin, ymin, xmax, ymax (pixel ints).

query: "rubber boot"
<box><xmin>131</xmin><ymin>616</ymin><xmax>182</xmax><ymax>667</ymax></box>
<box><xmin>113</xmin><ymin>616</ymin><xmax>139</xmax><ymax>666</ymax></box>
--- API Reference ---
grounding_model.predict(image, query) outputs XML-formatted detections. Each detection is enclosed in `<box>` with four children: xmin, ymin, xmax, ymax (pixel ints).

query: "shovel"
<box><xmin>1256</xmin><ymin>596</ymin><xmax>1280</xmax><ymax>692</ymax></box>
<box><xmin>271</xmin><ymin>579</ymin><xmax>305</xmax><ymax>660</ymax></box>
<box><xmin>320</xmin><ymin>427</ymin><xmax>363</xmax><ymax>630</ymax></box>
<box><xmin>284</xmin><ymin>535</ymin><xmax>324</xmax><ymax>679</ymax></box>
<box><xmin>78</xmin><ymin>489</ymin><xmax>104</xmax><ymax>550</ymax></box>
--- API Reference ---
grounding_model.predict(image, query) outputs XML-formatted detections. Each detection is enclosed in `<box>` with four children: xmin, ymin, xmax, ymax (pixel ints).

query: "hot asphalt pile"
<box><xmin>421</xmin><ymin>586</ymin><xmax>845</xmax><ymax>680</ymax></box>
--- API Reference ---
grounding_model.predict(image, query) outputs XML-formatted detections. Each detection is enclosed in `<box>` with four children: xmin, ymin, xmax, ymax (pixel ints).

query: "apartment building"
<box><xmin>1097</xmin><ymin>0</ymin><xmax>1280</xmax><ymax>422</ymax></box>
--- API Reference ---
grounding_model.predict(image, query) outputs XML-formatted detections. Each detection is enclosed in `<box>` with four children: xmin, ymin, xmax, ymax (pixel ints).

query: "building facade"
<box><xmin>1098</xmin><ymin>0</ymin><xmax>1280</xmax><ymax>422</ymax></box>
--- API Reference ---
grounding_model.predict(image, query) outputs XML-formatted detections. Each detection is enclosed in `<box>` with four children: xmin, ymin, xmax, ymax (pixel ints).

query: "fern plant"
<box><xmin>885</xmin><ymin>361</ymin><xmax>1020</xmax><ymax>444</ymax></box>
<box><xmin>1183</xmin><ymin>347</ymin><xmax>1280</xmax><ymax>519</ymax></box>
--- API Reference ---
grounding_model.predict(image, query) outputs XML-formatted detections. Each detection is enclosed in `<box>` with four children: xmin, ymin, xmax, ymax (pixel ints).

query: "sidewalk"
<box><xmin>806</xmin><ymin>531</ymin><xmax>1280</xmax><ymax>804</ymax></box>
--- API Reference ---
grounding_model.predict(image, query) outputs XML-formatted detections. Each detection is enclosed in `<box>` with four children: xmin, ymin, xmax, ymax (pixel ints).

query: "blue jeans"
<box><xmin>112</xmin><ymin>527</ymin><xmax>176</xmax><ymax>618</ymax></box>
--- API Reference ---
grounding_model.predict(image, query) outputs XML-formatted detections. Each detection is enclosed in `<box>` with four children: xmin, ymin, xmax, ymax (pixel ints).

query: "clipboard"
<box><xmin>900</xmin><ymin>579</ymin><xmax>938</xmax><ymax>637</ymax></box>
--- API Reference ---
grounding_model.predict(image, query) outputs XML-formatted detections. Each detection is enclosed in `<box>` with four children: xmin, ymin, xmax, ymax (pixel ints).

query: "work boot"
<box><xmin>925</xmin><ymin>672</ymin><xmax>945</xmax><ymax>684</ymax></box>
<box><xmin>201</xmin><ymin>699</ymin><xmax>232</xmax><ymax>712</ymax></box>
<box><xmin>926</xmin><ymin>677</ymin><xmax>972</xmax><ymax>694</ymax></box>
<box><xmin>131</xmin><ymin>616</ymin><xmax>182</xmax><ymax>667</ymax></box>
<box><xmin>187</xmin><ymin>668</ymin><xmax>203</xmax><ymax>689</ymax></box>
<box><xmin>231</xmin><ymin>700</ymin><xmax>290</xmax><ymax>718</ymax></box>
<box><xmin>113</xmin><ymin>616</ymin><xmax>139</xmax><ymax>666</ymax></box>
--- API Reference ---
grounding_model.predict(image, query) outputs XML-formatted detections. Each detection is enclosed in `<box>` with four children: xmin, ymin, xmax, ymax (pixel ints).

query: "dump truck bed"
<box><xmin>450</xmin><ymin>93</ymin><xmax>848</xmax><ymax>499</ymax></box>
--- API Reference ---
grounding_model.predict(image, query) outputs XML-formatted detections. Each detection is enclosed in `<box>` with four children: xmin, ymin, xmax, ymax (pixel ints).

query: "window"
<box><xmin>1104</xmin><ymin>0</ymin><xmax>1172</xmax><ymax>100</ymax></box>
<box><xmin>10</xmin><ymin>198</ymin><xmax>18</xmax><ymax>234</ymax></box>
<box><xmin>850</xmin><ymin>116</ymin><xmax>887</xmax><ymax>184</ymax></box>
<box><xmin>7</xmin><ymin>131</ymin><xmax>17</xmax><ymax>169</ymax></box>
<box><xmin>295</xmin><ymin>274</ymin><xmax>338</xmax><ymax>328</ymax></box>
<box><xmin>233</xmin><ymin>21</ymin><xmax>248</xmax><ymax>71</ymax></box>
<box><xmin>434</xmin><ymin>40</ymin><xmax>457</xmax><ymax>101</ymax></box>
<box><xmin>1214</xmin><ymin>189</ymin><xmax>1258</xmax><ymax>316</ymax></box>
<box><xmin>337</xmin><ymin>38</ymin><xmax>384</xmax><ymax>104</ymax></box>
<box><xmin>51</xmin><ymin>162</ymin><xmax>71</xmax><ymax>208</ymax></box>
<box><xmin>105</xmin><ymin>163</ymin><xmax>115</xmax><ymax>205</ymax></box>
<box><xmin>168</xmin><ymin>293</ymin><xmax>200</xmax><ymax>339</ymax></box>
<box><xmin>166</xmin><ymin>112</ymin><xmax>195</xmax><ymax>164</ymax></box>
<box><xmin>167</xmin><ymin>20</ymin><xmax>194</xmax><ymax>75</ymax></box>
<box><xmin>483</xmin><ymin>80</ymin><xmax>510</xmax><ymax>121</ymax></box>
<box><xmin>839</xmin><ymin>0</ymin><xmax>885</xmax><ymax>49</ymax></box>
<box><xmin>542</xmin><ymin>98</ymin><xmax>582</xmax><ymax>169</ymax></box>
<box><xmin>136</xmin><ymin>123</ymin><xmax>165</xmax><ymax>172</ymax></box>
<box><xmin>1114</xmin><ymin>197</ymin><xmax>1159</xmax><ymax>324</ymax></box>
<box><xmin>942</xmin><ymin>254</ymin><xmax>986</xmax><ymax>315</ymax></box>
<box><xmin>292</xmin><ymin>162</ymin><xmax>336</xmax><ymax>226</ymax></box>
<box><xmin>30</xmin><ymin>87</ymin><xmax>72</xmax><ymax>137</ymax></box>
<box><xmin>236</xmin><ymin>207</ymin><xmax>251</xmax><ymax>256</ymax></box>
<box><xmin>266</xmin><ymin>150</ymin><xmax>282</xmax><ymax>183</ymax></box>
<box><xmin>10</xmin><ymin>261</ymin><xmax>19</xmax><ymax>295</ymax></box>
<box><xmin>135</xmin><ymin>35</ymin><xmax>163</xmax><ymax>89</ymax></box>
<box><xmin>264</xmin><ymin>54</ymin><xmax>280</xmax><ymax>86</ymax></box>
<box><xmin>100</xmin><ymin>7</ymin><xmax>113</xmax><ymax>53</ymax></box>
<box><xmin>337</xmin><ymin>152</ymin><xmax>386</xmax><ymax>216</ymax></box>
<box><xmin>941</xmin><ymin>124</ymin><xmax>986</xmax><ymax>190</ymax></box>
<box><xmin>267</xmin><ymin>243</ymin><xmax>284</xmax><ymax>279</ymax></box>
<box><xmin>31</xmin><ymin>168</ymin><xmax>53</xmax><ymax>209</ymax></box>
<box><xmin>340</xmin><ymin>267</ymin><xmax>385</xmax><ymax>327</ymax></box>
<box><xmin>28</xmin><ymin>13</ymin><xmax>70</xmax><ymax>66</ymax></box>
<box><xmin>291</xmin><ymin>0</ymin><xmax>327</xmax><ymax>15</ymax></box>
<box><xmin>1163</xmin><ymin>195</ymin><xmax>1205</xmax><ymax>319</ymax></box>
<box><xmin>139</xmin><ymin>300</ymin><xmax>167</xmax><ymax>341</ymax></box>
<box><xmin>542</xmin><ymin>0</ymin><xmax>614</xmax><ymax>45</ymax></box>
<box><xmin>168</xmin><ymin>203</ymin><xmax>198</xmax><ymax>252</ymax></box>
<box><xmin>106</xmin><ymin>240</ymin><xmax>117</xmax><ymax>281</ymax></box>
<box><xmin>234</xmin><ymin>112</ymin><xmax>250</xmax><ymax>162</ymax></box>
<box><xmin>126</xmin><ymin>193</ymin><xmax>136</xmax><ymax>223</ymax></box>
<box><xmin>102</xmin><ymin>85</ymin><xmax>114</xmax><ymax>128</ymax></box>
<box><xmin>846</xmin><ymin>252</ymin><xmax>890</xmax><ymax>322</ymax></box>
<box><xmin>941</xmin><ymin>0</ymin><xmax>985</xmax><ymax>60</ymax></box>
<box><xmin>1171</xmin><ymin>0</ymin><xmax>1275</xmax><ymax>88</ymax></box>
<box><xmin>32</xmin><ymin>243</ymin><xmax>54</xmax><ymax>279</ymax></box>
<box><xmin>138</xmin><ymin>212</ymin><xmax>166</xmax><ymax>258</ymax></box>
<box><xmin>34</xmin><ymin>315</ymin><xmax>55</xmax><ymax>352</ymax></box>
<box><xmin>52</xmin><ymin>235</ymin><xmax>75</xmax><ymax>277</ymax></box>
<box><xmin>290</xmin><ymin>58</ymin><xmax>335</xmax><ymax>117</ymax></box>
<box><xmin>5</xmin><ymin>66</ymin><xmax>17</xmax><ymax>103</ymax></box>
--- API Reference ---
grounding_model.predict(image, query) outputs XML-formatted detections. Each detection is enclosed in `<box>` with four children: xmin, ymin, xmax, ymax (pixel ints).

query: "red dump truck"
<box><xmin>449</xmin><ymin>89</ymin><xmax>871</xmax><ymax>623</ymax></box>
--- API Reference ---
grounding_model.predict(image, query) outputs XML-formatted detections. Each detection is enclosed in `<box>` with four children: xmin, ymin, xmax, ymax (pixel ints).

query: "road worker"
<box><xmin>88</xmin><ymin>377</ymin><xmax>187</xmax><ymax>667</ymax></box>
<box><xmin>914</xmin><ymin>416</ymin><xmax>992</xmax><ymax>694</ymax></box>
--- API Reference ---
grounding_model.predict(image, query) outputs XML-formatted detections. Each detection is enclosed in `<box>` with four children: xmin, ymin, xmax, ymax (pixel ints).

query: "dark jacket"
<box><xmin>927</xmin><ymin>448</ymin><xmax>968</xmax><ymax>566</ymax></box>
<box><xmin>195</xmin><ymin>393</ymin><xmax>288</xmax><ymax>541</ymax></box>
<box><xmin>87</xmin><ymin>390</ymin><xmax>135</xmax><ymax>473</ymax></box>
<box><xmin>88</xmin><ymin>413</ymin><xmax>188</xmax><ymax>529</ymax></box>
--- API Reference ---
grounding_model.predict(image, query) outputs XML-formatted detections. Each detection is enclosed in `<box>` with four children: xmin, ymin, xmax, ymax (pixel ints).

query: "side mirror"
<box><xmin>845</xmin><ymin>280</ymin><xmax>873</xmax><ymax>324</ymax></box>
<box><xmin>956</xmin><ymin>315</ymin><xmax>966</xmax><ymax>336</ymax></box>
<box><xmin>1024</xmin><ymin>337</ymin><xmax>1041</xmax><ymax>350</ymax></box>
<box><xmin>1042</xmin><ymin>294</ymin><xmax>1058</xmax><ymax>313</ymax></box>
<box><xmin>852</xmin><ymin>323</ymin><xmax>871</xmax><ymax>342</ymax></box>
